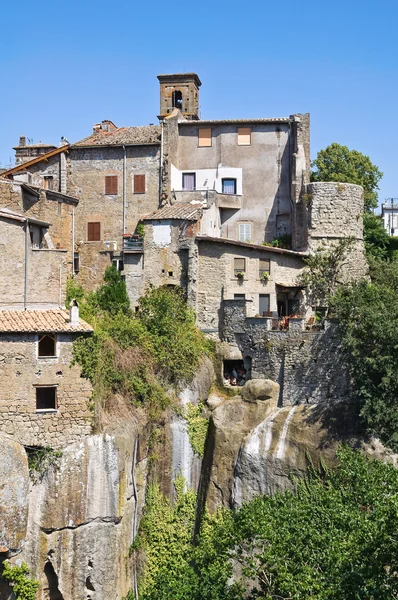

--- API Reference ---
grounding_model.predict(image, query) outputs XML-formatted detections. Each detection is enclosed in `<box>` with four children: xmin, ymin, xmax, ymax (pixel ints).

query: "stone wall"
<box><xmin>0</xmin><ymin>218</ymin><xmax>68</xmax><ymax>308</ymax></box>
<box><xmin>0</xmin><ymin>333</ymin><xmax>92</xmax><ymax>447</ymax></box>
<box><xmin>195</xmin><ymin>239</ymin><xmax>306</xmax><ymax>333</ymax></box>
<box><xmin>221</xmin><ymin>299</ymin><xmax>351</xmax><ymax>406</ymax></box>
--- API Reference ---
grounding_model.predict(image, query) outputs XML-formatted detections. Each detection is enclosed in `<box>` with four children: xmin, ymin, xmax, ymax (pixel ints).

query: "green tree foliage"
<box><xmin>132</xmin><ymin>448</ymin><xmax>398</xmax><ymax>600</ymax></box>
<box><xmin>185</xmin><ymin>402</ymin><xmax>209</xmax><ymax>457</ymax></box>
<box><xmin>332</xmin><ymin>262</ymin><xmax>398</xmax><ymax>450</ymax></box>
<box><xmin>311</xmin><ymin>143</ymin><xmax>383</xmax><ymax>212</ymax></box>
<box><xmin>1</xmin><ymin>561</ymin><xmax>39</xmax><ymax>600</ymax></box>
<box><xmin>299</xmin><ymin>237</ymin><xmax>354</xmax><ymax>307</ymax></box>
<box><xmin>363</xmin><ymin>212</ymin><xmax>390</xmax><ymax>261</ymax></box>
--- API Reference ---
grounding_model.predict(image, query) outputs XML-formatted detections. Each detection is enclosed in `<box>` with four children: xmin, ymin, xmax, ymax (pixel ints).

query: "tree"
<box><xmin>311</xmin><ymin>143</ymin><xmax>383</xmax><ymax>212</ymax></box>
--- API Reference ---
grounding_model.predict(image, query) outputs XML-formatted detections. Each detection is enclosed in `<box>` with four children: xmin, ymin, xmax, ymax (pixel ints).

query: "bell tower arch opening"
<box><xmin>157</xmin><ymin>73</ymin><xmax>201</xmax><ymax>120</ymax></box>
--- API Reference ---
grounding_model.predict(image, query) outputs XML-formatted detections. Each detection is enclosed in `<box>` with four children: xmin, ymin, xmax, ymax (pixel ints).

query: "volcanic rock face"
<box><xmin>0</xmin><ymin>437</ymin><xmax>29</xmax><ymax>554</ymax></box>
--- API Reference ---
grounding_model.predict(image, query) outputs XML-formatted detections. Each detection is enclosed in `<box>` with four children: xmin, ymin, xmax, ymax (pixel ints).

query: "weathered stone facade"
<box><xmin>0</xmin><ymin>332</ymin><xmax>92</xmax><ymax>447</ymax></box>
<box><xmin>221</xmin><ymin>299</ymin><xmax>351</xmax><ymax>406</ymax></box>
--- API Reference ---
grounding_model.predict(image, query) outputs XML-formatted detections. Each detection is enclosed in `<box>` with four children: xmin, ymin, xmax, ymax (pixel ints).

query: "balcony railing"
<box><xmin>122</xmin><ymin>235</ymin><xmax>144</xmax><ymax>252</ymax></box>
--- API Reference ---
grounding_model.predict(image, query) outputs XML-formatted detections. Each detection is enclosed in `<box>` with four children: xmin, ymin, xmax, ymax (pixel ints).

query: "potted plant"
<box><xmin>236</xmin><ymin>271</ymin><xmax>244</xmax><ymax>280</ymax></box>
<box><xmin>260</xmin><ymin>271</ymin><xmax>269</xmax><ymax>282</ymax></box>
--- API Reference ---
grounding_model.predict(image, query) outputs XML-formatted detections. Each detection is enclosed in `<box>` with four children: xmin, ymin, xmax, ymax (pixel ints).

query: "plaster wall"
<box><xmin>0</xmin><ymin>333</ymin><xmax>92</xmax><ymax>447</ymax></box>
<box><xmin>177</xmin><ymin>123</ymin><xmax>292</xmax><ymax>244</ymax></box>
<box><xmin>171</xmin><ymin>164</ymin><xmax>243</xmax><ymax>195</ymax></box>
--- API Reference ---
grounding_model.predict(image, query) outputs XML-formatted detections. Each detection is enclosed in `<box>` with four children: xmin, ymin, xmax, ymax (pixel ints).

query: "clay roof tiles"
<box><xmin>0</xmin><ymin>309</ymin><xmax>93</xmax><ymax>333</ymax></box>
<box><xmin>72</xmin><ymin>125</ymin><xmax>161</xmax><ymax>148</ymax></box>
<box><xmin>143</xmin><ymin>203</ymin><xmax>204</xmax><ymax>221</ymax></box>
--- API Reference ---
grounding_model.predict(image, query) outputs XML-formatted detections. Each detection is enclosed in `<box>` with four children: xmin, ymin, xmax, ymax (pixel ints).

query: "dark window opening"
<box><xmin>38</xmin><ymin>334</ymin><xmax>56</xmax><ymax>357</ymax></box>
<box><xmin>168</xmin><ymin>271</ymin><xmax>173</xmax><ymax>277</ymax></box>
<box><xmin>43</xmin><ymin>176</ymin><xmax>54</xmax><ymax>191</ymax></box>
<box><xmin>182</xmin><ymin>172</ymin><xmax>196</xmax><ymax>191</ymax></box>
<box><xmin>259</xmin><ymin>294</ymin><xmax>271</xmax><ymax>316</ymax></box>
<box><xmin>36</xmin><ymin>387</ymin><xmax>57</xmax><ymax>411</ymax></box>
<box><xmin>222</xmin><ymin>178</ymin><xmax>237</xmax><ymax>195</ymax></box>
<box><xmin>172</xmin><ymin>89</ymin><xmax>183</xmax><ymax>110</ymax></box>
<box><xmin>73</xmin><ymin>252</ymin><xmax>80</xmax><ymax>274</ymax></box>
<box><xmin>223</xmin><ymin>359</ymin><xmax>249</xmax><ymax>387</ymax></box>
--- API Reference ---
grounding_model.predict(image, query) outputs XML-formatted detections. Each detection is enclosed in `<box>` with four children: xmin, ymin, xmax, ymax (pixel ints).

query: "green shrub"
<box><xmin>186</xmin><ymin>402</ymin><xmax>208</xmax><ymax>457</ymax></box>
<box><xmin>26</xmin><ymin>446</ymin><xmax>62</xmax><ymax>483</ymax></box>
<box><xmin>1</xmin><ymin>561</ymin><xmax>39</xmax><ymax>600</ymax></box>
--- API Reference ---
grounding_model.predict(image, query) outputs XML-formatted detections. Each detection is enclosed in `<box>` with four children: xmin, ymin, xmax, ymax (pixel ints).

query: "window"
<box><xmin>234</xmin><ymin>294</ymin><xmax>245</xmax><ymax>299</ymax></box>
<box><xmin>234</xmin><ymin>257</ymin><xmax>246</xmax><ymax>276</ymax></box>
<box><xmin>134</xmin><ymin>174</ymin><xmax>146</xmax><ymax>194</ymax></box>
<box><xmin>182</xmin><ymin>173</ymin><xmax>196</xmax><ymax>191</ymax></box>
<box><xmin>222</xmin><ymin>178</ymin><xmax>236</xmax><ymax>195</ymax></box>
<box><xmin>87</xmin><ymin>222</ymin><xmax>101</xmax><ymax>241</ymax></box>
<box><xmin>36</xmin><ymin>386</ymin><xmax>57</xmax><ymax>411</ymax></box>
<box><xmin>172</xmin><ymin>89</ymin><xmax>183</xmax><ymax>109</ymax></box>
<box><xmin>238</xmin><ymin>127</ymin><xmax>251</xmax><ymax>145</ymax></box>
<box><xmin>74</xmin><ymin>252</ymin><xmax>80</xmax><ymax>274</ymax></box>
<box><xmin>38</xmin><ymin>334</ymin><xmax>56</xmax><ymax>358</ymax></box>
<box><xmin>259</xmin><ymin>294</ymin><xmax>270</xmax><ymax>316</ymax></box>
<box><xmin>105</xmin><ymin>175</ymin><xmax>118</xmax><ymax>195</ymax></box>
<box><xmin>259</xmin><ymin>258</ymin><xmax>270</xmax><ymax>277</ymax></box>
<box><xmin>198</xmin><ymin>128</ymin><xmax>212</xmax><ymax>147</ymax></box>
<box><xmin>238</xmin><ymin>223</ymin><xmax>252</xmax><ymax>242</ymax></box>
<box><xmin>43</xmin><ymin>176</ymin><xmax>54</xmax><ymax>191</ymax></box>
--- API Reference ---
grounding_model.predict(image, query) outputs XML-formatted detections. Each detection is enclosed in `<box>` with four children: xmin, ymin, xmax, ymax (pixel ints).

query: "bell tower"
<box><xmin>157</xmin><ymin>73</ymin><xmax>201</xmax><ymax>120</ymax></box>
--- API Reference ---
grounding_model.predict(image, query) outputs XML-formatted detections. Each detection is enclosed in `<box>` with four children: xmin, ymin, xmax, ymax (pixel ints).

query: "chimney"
<box><xmin>101</xmin><ymin>120</ymin><xmax>117</xmax><ymax>132</ymax></box>
<box><xmin>69</xmin><ymin>298</ymin><xmax>79</xmax><ymax>325</ymax></box>
<box><xmin>93</xmin><ymin>123</ymin><xmax>102</xmax><ymax>133</ymax></box>
<box><xmin>19</xmin><ymin>135</ymin><xmax>26</xmax><ymax>147</ymax></box>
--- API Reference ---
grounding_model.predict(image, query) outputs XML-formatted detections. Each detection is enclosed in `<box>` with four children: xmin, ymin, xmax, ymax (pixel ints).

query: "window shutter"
<box><xmin>259</xmin><ymin>258</ymin><xmax>270</xmax><ymax>274</ymax></box>
<box><xmin>88</xmin><ymin>222</ymin><xmax>101</xmax><ymax>241</ymax></box>
<box><xmin>105</xmin><ymin>175</ymin><xmax>118</xmax><ymax>195</ymax></box>
<box><xmin>198</xmin><ymin>128</ymin><xmax>212</xmax><ymax>147</ymax></box>
<box><xmin>94</xmin><ymin>222</ymin><xmax>100</xmax><ymax>240</ymax></box>
<box><xmin>238</xmin><ymin>223</ymin><xmax>252</xmax><ymax>242</ymax></box>
<box><xmin>238</xmin><ymin>128</ymin><xmax>251</xmax><ymax>145</ymax></box>
<box><xmin>234</xmin><ymin>257</ymin><xmax>245</xmax><ymax>273</ymax></box>
<box><xmin>134</xmin><ymin>174</ymin><xmax>146</xmax><ymax>194</ymax></box>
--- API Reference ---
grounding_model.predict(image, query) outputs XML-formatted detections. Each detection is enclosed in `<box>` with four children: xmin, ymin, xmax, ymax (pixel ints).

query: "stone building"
<box><xmin>0</xmin><ymin>307</ymin><xmax>93</xmax><ymax>448</ymax></box>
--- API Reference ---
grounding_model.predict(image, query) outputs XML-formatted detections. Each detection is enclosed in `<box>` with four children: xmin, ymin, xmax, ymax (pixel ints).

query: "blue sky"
<box><xmin>1</xmin><ymin>0</ymin><xmax>397</xmax><ymax>206</ymax></box>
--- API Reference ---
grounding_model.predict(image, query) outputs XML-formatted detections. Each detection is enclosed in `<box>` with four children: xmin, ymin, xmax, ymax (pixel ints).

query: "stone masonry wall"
<box><xmin>0</xmin><ymin>333</ymin><xmax>92</xmax><ymax>448</ymax></box>
<box><xmin>221</xmin><ymin>300</ymin><xmax>351</xmax><ymax>406</ymax></box>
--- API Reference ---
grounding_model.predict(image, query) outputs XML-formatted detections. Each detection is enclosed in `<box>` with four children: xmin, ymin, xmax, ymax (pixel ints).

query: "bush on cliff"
<box><xmin>69</xmin><ymin>273</ymin><xmax>212</xmax><ymax>415</ymax></box>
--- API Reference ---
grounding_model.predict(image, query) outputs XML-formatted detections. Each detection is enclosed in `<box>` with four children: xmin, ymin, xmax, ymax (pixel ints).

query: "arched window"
<box><xmin>38</xmin><ymin>334</ymin><xmax>56</xmax><ymax>357</ymax></box>
<box><xmin>172</xmin><ymin>90</ymin><xmax>183</xmax><ymax>110</ymax></box>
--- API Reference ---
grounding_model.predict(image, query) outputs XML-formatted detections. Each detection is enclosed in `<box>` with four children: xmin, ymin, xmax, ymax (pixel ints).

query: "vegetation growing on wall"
<box><xmin>185</xmin><ymin>402</ymin><xmax>209</xmax><ymax>457</ymax></box>
<box><xmin>69</xmin><ymin>269</ymin><xmax>213</xmax><ymax>418</ymax></box>
<box><xmin>1</xmin><ymin>561</ymin><xmax>39</xmax><ymax>600</ymax></box>
<box><xmin>130</xmin><ymin>447</ymin><xmax>398</xmax><ymax>600</ymax></box>
<box><xmin>25</xmin><ymin>446</ymin><xmax>62</xmax><ymax>483</ymax></box>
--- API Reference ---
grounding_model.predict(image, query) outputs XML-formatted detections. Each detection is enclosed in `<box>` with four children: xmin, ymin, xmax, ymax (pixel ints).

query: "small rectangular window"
<box><xmin>259</xmin><ymin>258</ymin><xmax>270</xmax><ymax>277</ymax></box>
<box><xmin>134</xmin><ymin>174</ymin><xmax>146</xmax><ymax>194</ymax></box>
<box><xmin>259</xmin><ymin>294</ymin><xmax>270</xmax><ymax>316</ymax></box>
<box><xmin>36</xmin><ymin>386</ymin><xmax>57</xmax><ymax>411</ymax></box>
<box><xmin>234</xmin><ymin>257</ymin><xmax>246</xmax><ymax>275</ymax></box>
<box><xmin>238</xmin><ymin>127</ymin><xmax>251</xmax><ymax>145</ymax></box>
<box><xmin>74</xmin><ymin>252</ymin><xmax>80</xmax><ymax>274</ymax></box>
<box><xmin>105</xmin><ymin>175</ymin><xmax>118</xmax><ymax>195</ymax></box>
<box><xmin>198</xmin><ymin>128</ymin><xmax>212</xmax><ymax>147</ymax></box>
<box><xmin>234</xmin><ymin>294</ymin><xmax>245</xmax><ymax>299</ymax></box>
<box><xmin>43</xmin><ymin>176</ymin><xmax>54</xmax><ymax>190</ymax></box>
<box><xmin>87</xmin><ymin>222</ymin><xmax>101</xmax><ymax>241</ymax></box>
<box><xmin>238</xmin><ymin>223</ymin><xmax>252</xmax><ymax>243</ymax></box>
<box><xmin>182</xmin><ymin>173</ymin><xmax>196</xmax><ymax>191</ymax></box>
<box><xmin>222</xmin><ymin>178</ymin><xmax>236</xmax><ymax>195</ymax></box>
<box><xmin>38</xmin><ymin>334</ymin><xmax>56</xmax><ymax>358</ymax></box>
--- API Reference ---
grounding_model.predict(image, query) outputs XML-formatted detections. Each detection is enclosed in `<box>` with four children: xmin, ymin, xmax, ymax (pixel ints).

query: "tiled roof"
<box><xmin>0</xmin><ymin>207</ymin><xmax>50</xmax><ymax>227</ymax></box>
<box><xmin>72</xmin><ymin>125</ymin><xmax>161</xmax><ymax>148</ymax></box>
<box><xmin>143</xmin><ymin>203</ymin><xmax>203</xmax><ymax>221</ymax></box>
<box><xmin>0</xmin><ymin>309</ymin><xmax>93</xmax><ymax>333</ymax></box>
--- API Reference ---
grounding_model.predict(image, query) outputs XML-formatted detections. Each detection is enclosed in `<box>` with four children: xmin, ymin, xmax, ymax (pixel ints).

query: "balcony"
<box><xmin>122</xmin><ymin>234</ymin><xmax>144</xmax><ymax>253</ymax></box>
<box><xmin>172</xmin><ymin>189</ymin><xmax>242</xmax><ymax>210</ymax></box>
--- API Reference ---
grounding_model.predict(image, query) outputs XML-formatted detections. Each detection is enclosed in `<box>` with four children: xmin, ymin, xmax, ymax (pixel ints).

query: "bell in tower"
<box><xmin>157</xmin><ymin>73</ymin><xmax>201</xmax><ymax>120</ymax></box>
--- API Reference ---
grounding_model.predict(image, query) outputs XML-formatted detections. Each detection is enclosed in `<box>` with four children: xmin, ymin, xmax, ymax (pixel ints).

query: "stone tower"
<box><xmin>157</xmin><ymin>73</ymin><xmax>201</xmax><ymax>120</ymax></box>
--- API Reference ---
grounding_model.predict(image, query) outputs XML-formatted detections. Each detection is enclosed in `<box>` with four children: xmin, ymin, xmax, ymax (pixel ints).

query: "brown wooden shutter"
<box><xmin>105</xmin><ymin>175</ymin><xmax>118</xmax><ymax>195</ymax></box>
<box><xmin>198</xmin><ymin>128</ymin><xmax>212</xmax><ymax>147</ymax></box>
<box><xmin>134</xmin><ymin>174</ymin><xmax>146</xmax><ymax>194</ymax></box>
<box><xmin>238</xmin><ymin>127</ymin><xmax>251</xmax><ymax>145</ymax></box>
<box><xmin>88</xmin><ymin>222</ymin><xmax>101</xmax><ymax>241</ymax></box>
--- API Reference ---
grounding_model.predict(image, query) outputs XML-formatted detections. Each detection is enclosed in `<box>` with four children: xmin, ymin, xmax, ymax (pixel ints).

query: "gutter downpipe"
<box><xmin>159</xmin><ymin>119</ymin><xmax>164</xmax><ymax>206</ymax></box>
<box><xmin>123</xmin><ymin>145</ymin><xmax>127</xmax><ymax>234</ymax></box>
<box><xmin>72</xmin><ymin>206</ymin><xmax>75</xmax><ymax>275</ymax></box>
<box><xmin>24</xmin><ymin>220</ymin><xmax>29</xmax><ymax>310</ymax></box>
